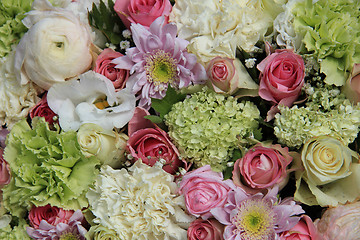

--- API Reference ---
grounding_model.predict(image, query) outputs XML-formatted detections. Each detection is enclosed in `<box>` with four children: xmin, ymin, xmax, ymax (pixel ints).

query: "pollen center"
<box><xmin>232</xmin><ymin>199</ymin><xmax>275</xmax><ymax>240</ymax></box>
<box><xmin>144</xmin><ymin>49</ymin><xmax>178</xmax><ymax>85</ymax></box>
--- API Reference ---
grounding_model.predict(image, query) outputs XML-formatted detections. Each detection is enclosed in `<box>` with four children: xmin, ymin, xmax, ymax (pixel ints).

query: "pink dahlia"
<box><xmin>113</xmin><ymin>16</ymin><xmax>206</xmax><ymax>109</ymax></box>
<box><xmin>210</xmin><ymin>187</ymin><xmax>304</xmax><ymax>240</ymax></box>
<box><xmin>26</xmin><ymin>210</ymin><xmax>87</xmax><ymax>240</ymax></box>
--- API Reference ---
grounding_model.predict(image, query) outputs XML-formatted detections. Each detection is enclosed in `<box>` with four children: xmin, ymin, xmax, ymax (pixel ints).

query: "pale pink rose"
<box><xmin>0</xmin><ymin>148</ymin><xmax>10</xmax><ymax>186</ymax></box>
<box><xmin>28</xmin><ymin>205</ymin><xmax>74</xmax><ymax>229</ymax></box>
<box><xmin>232</xmin><ymin>143</ymin><xmax>292</xmax><ymax>194</ymax></box>
<box><xmin>30</xmin><ymin>93</ymin><xmax>58</xmax><ymax>126</ymax></box>
<box><xmin>127</xmin><ymin>107</ymin><xmax>185</xmax><ymax>175</ymax></box>
<box><xmin>342</xmin><ymin>63</ymin><xmax>360</xmax><ymax>103</ymax></box>
<box><xmin>187</xmin><ymin>218</ymin><xmax>224</xmax><ymax>240</ymax></box>
<box><xmin>114</xmin><ymin>0</ymin><xmax>172</xmax><ymax>29</ymax></box>
<box><xmin>257</xmin><ymin>49</ymin><xmax>305</xmax><ymax>120</ymax></box>
<box><xmin>206</xmin><ymin>57</ymin><xmax>258</xmax><ymax>95</ymax></box>
<box><xmin>206</xmin><ymin>57</ymin><xmax>235</xmax><ymax>93</ymax></box>
<box><xmin>314</xmin><ymin>201</ymin><xmax>360</xmax><ymax>240</ymax></box>
<box><xmin>179</xmin><ymin>165</ymin><xmax>235</xmax><ymax>219</ymax></box>
<box><xmin>279</xmin><ymin>215</ymin><xmax>320</xmax><ymax>240</ymax></box>
<box><xmin>95</xmin><ymin>48</ymin><xmax>129</xmax><ymax>91</ymax></box>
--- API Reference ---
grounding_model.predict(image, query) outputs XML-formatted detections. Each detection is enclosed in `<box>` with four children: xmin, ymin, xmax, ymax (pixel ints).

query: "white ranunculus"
<box><xmin>86</xmin><ymin>161</ymin><xmax>194</xmax><ymax>240</ymax></box>
<box><xmin>0</xmin><ymin>51</ymin><xmax>40</xmax><ymax>129</ymax></box>
<box><xmin>14</xmin><ymin>0</ymin><xmax>95</xmax><ymax>90</ymax></box>
<box><xmin>77</xmin><ymin>123</ymin><xmax>128</xmax><ymax>168</ymax></box>
<box><xmin>47</xmin><ymin>71</ymin><xmax>136</xmax><ymax>131</ymax></box>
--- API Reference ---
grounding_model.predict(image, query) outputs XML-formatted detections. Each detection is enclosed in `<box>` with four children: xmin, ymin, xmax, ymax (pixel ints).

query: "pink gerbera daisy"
<box><xmin>113</xmin><ymin>16</ymin><xmax>206</xmax><ymax>109</ymax></box>
<box><xmin>210</xmin><ymin>187</ymin><xmax>304</xmax><ymax>240</ymax></box>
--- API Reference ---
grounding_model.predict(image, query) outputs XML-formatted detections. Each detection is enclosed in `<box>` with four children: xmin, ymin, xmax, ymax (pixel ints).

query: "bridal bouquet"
<box><xmin>1</xmin><ymin>0</ymin><xmax>360</xmax><ymax>239</ymax></box>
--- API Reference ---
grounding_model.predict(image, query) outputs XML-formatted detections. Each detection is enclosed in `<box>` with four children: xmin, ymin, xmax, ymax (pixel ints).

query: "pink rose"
<box><xmin>95</xmin><ymin>48</ymin><xmax>129</xmax><ymax>91</ymax></box>
<box><xmin>279</xmin><ymin>215</ymin><xmax>319</xmax><ymax>240</ymax></box>
<box><xmin>28</xmin><ymin>205</ymin><xmax>74</xmax><ymax>229</ymax></box>
<box><xmin>114</xmin><ymin>0</ymin><xmax>172</xmax><ymax>29</ymax></box>
<box><xmin>188</xmin><ymin>218</ymin><xmax>224</xmax><ymax>240</ymax></box>
<box><xmin>0</xmin><ymin>149</ymin><xmax>10</xmax><ymax>186</ymax></box>
<box><xmin>127</xmin><ymin>107</ymin><xmax>184</xmax><ymax>175</ymax></box>
<box><xmin>30</xmin><ymin>94</ymin><xmax>58</xmax><ymax>126</ymax></box>
<box><xmin>342</xmin><ymin>63</ymin><xmax>360</xmax><ymax>103</ymax></box>
<box><xmin>232</xmin><ymin>143</ymin><xmax>292</xmax><ymax>193</ymax></box>
<box><xmin>206</xmin><ymin>57</ymin><xmax>258</xmax><ymax>95</ymax></box>
<box><xmin>257</xmin><ymin>49</ymin><xmax>305</xmax><ymax>120</ymax></box>
<box><xmin>179</xmin><ymin>165</ymin><xmax>235</xmax><ymax>219</ymax></box>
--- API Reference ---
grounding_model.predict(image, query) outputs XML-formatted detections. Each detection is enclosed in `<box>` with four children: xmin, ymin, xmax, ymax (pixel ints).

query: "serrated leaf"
<box><xmin>231</xmin><ymin>149</ymin><xmax>242</xmax><ymax>161</ymax></box>
<box><xmin>223</xmin><ymin>166</ymin><xmax>233</xmax><ymax>180</ymax></box>
<box><xmin>151</xmin><ymin>86</ymin><xmax>186</xmax><ymax>119</ymax></box>
<box><xmin>143</xmin><ymin>115</ymin><xmax>163</xmax><ymax>124</ymax></box>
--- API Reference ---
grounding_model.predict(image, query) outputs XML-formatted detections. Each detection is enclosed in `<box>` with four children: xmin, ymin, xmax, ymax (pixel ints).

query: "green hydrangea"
<box><xmin>2</xmin><ymin>117</ymin><xmax>100</xmax><ymax>218</ymax></box>
<box><xmin>292</xmin><ymin>0</ymin><xmax>360</xmax><ymax>86</ymax></box>
<box><xmin>0</xmin><ymin>217</ymin><xmax>31</xmax><ymax>240</ymax></box>
<box><xmin>274</xmin><ymin>86</ymin><xmax>360</xmax><ymax>148</ymax></box>
<box><xmin>0</xmin><ymin>0</ymin><xmax>33</xmax><ymax>58</ymax></box>
<box><xmin>164</xmin><ymin>88</ymin><xmax>260</xmax><ymax>172</ymax></box>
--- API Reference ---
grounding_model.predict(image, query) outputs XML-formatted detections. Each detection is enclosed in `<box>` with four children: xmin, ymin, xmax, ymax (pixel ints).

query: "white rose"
<box><xmin>77</xmin><ymin>123</ymin><xmax>128</xmax><ymax>168</ymax></box>
<box><xmin>14</xmin><ymin>0</ymin><xmax>95</xmax><ymax>90</ymax></box>
<box><xmin>294</xmin><ymin>135</ymin><xmax>360</xmax><ymax>207</ymax></box>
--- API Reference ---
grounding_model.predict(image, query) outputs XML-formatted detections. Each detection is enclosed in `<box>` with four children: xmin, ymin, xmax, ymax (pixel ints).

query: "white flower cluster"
<box><xmin>86</xmin><ymin>161</ymin><xmax>194</xmax><ymax>240</ymax></box>
<box><xmin>0</xmin><ymin>51</ymin><xmax>39</xmax><ymax>128</ymax></box>
<box><xmin>170</xmin><ymin>0</ymin><xmax>285</xmax><ymax>63</ymax></box>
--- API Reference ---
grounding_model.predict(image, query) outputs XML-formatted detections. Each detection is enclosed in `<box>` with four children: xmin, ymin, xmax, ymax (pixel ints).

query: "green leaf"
<box><xmin>151</xmin><ymin>86</ymin><xmax>186</xmax><ymax>119</ymax></box>
<box><xmin>143</xmin><ymin>115</ymin><xmax>163</xmax><ymax>124</ymax></box>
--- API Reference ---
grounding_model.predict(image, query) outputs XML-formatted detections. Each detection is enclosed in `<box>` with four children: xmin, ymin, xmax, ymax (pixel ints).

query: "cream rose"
<box><xmin>77</xmin><ymin>123</ymin><xmax>128</xmax><ymax>168</ymax></box>
<box><xmin>294</xmin><ymin>135</ymin><xmax>360</xmax><ymax>207</ymax></box>
<box><xmin>14</xmin><ymin>0</ymin><xmax>95</xmax><ymax>90</ymax></box>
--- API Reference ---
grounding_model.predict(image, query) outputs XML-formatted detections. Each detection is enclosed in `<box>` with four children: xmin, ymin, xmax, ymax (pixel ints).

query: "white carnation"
<box><xmin>86</xmin><ymin>161</ymin><xmax>194</xmax><ymax>240</ymax></box>
<box><xmin>0</xmin><ymin>51</ymin><xmax>40</xmax><ymax>129</ymax></box>
<box><xmin>170</xmin><ymin>0</ymin><xmax>284</xmax><ymax>63</ymax></box>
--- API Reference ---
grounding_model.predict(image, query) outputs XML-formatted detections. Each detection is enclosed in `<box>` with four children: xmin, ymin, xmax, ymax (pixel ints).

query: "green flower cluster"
<box><xmin>292</xmin><ymin>0</ymin><xmax>360</xmax><ymax>86</ymax></box>
<box><xmin>86</xmin><ymin>224</ymin><xmax>121</xmax><ymax>240</ymax></box>
<box><xmin>165</xmin><ymin>88</ymin><xmax>260</xmax><ymax>172</ymax></box>
<box><xmin>0</xmin><ymin>218</ymin><xmax>30</xmax><ymax>240</ymax></box>
<box><xmin>274</xmin><ymin>86</ymin><xmax>360</xmax><ymax>148</ymax></box>
<box><xmin>3</xmin><ymin>118</ymin><xmax>99</xmax><ymax>218</ymax></box>
<box><xmin>0</xmin><ymin>0</ymin><xmax>33</xmax><ymax>57</ymax></box>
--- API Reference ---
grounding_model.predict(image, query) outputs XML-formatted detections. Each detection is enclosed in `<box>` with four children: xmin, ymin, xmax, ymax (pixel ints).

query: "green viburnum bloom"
<box><xmin>292</xmin><ymin>0</ymin><xmax>360</xmax><ymax>86</ymax></box>
<box><xmin>0</xmin><ymin>0</ymin><xmax>33</xmax><ymax>58</ymax></box>
<box><xmin>86</xmin><ymin>224</ymin><xmax>121</xmax><ymax>240</ymax></box>
<box><xmin>164</xmin><ymin>88</ymin><xmax>260</xmax><ymax>172</ymax></box>
<box><xmin>274</xmin><ymin>85</ymin><xmax>360</xmax><ymax>148</ymax></box>
<box><xmin>2</xmin><ymin>117</ymin><xmax>100</xmax><ymax>218</ymax></box>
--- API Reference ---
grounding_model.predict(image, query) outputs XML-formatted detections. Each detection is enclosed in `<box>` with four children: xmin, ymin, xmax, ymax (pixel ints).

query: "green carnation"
<box><xmin>0</xmin><ymin>217</ymin><xmax>31</xmax><ymax>240</ymax></box>
<box><xmin>86</xmin><ymin>224</ymin><xmax>121</xmax><ymax>240</ymax></box>
<box><xmin>2</xmin><ymin>117</ymin><xmax>100</xmax><ymax>218</ymax></box>
<box><xmin>0</xmin><ymin>0</ymin><xmax>33</xmax><ymax>58</ymax></box>
<box><xmin>274</xmin><ymin>86</ymin><xmax>360</xmax><ymax>148</ymax></box>
<box><xmin>292</xmin><ymin>0</ymin><xmax>360</xmax><ymax>86</ymax></box>
<box><xmin>164</xmin><ymin>88</ymin><xmax>260</xmax><ymax>172</ymax></box>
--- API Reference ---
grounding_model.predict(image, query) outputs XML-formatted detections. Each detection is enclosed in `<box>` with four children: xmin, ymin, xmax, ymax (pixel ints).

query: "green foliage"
<box><xmin>88</xmin><ymin>0</ymin><xmax>130</xmax><ymax>49</ymax></box>
<box><xmin>151</xmin><ymin>86</ymin><xmax>186</xmax><ymax>120</ymax></box>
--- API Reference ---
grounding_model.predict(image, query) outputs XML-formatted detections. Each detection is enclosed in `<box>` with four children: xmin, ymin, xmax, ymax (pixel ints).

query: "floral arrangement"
<box><xmin>0</xmin><ymin>0</ymin><xmax>360</xmax><ymax>239</ymax></box>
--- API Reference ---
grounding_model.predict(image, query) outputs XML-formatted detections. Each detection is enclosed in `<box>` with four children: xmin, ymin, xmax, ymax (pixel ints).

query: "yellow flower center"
<box><xmin>233</xmin><ymin>199</ymin><xmax>275</xmax><ymax>240</ymax></box>
<box><xmin>144</xmin><ymin>49</ymin><xmax>178</xmax><ymax>85</ymax></box>
<box><xmin>59</xmin><ymin>232</ymin><xmax>80</xmax><ymax>240</ymax></box>
<box><xmin>93</xmin><ymin>96</ymin><xmax>110</xmax><ymax>109</ymax></box>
